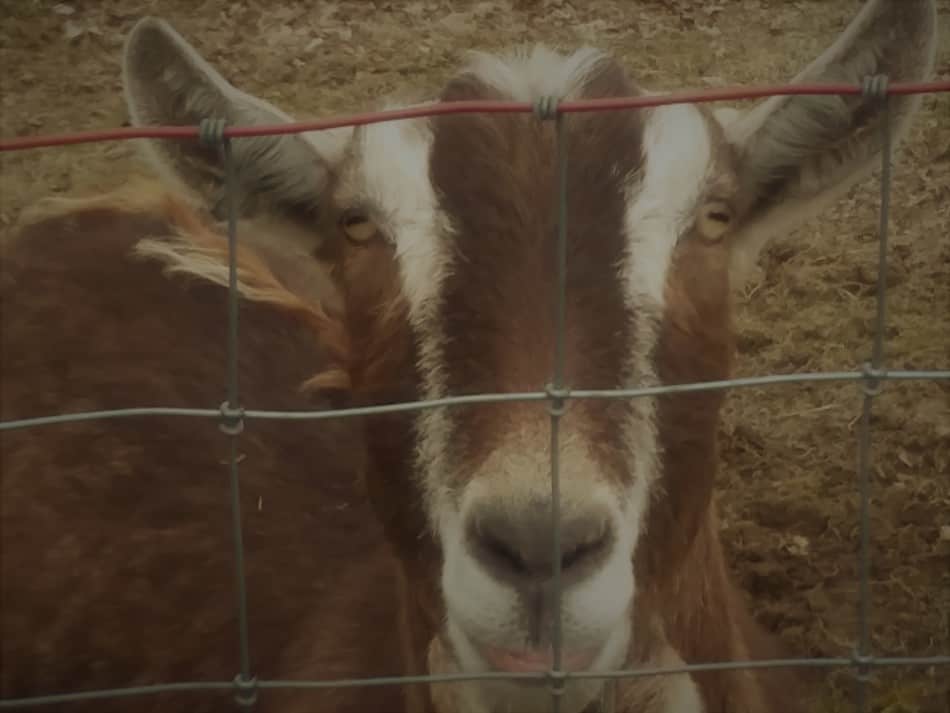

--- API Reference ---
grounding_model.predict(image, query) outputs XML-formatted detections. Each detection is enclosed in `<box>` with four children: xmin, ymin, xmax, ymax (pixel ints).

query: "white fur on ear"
<box><xmin>725</xmin><ymin>0</ymin><xmax>938</xmax><ymax>281</ymax></box>
<box><xmin>711</xmin><ymin>106</ymin><xmax>741</xmax><ymax>130</ymax></box>
<box><xmin>121</xmin><ymin>17</ymin><xmax>351</xmax><ymax>218</ymax></box>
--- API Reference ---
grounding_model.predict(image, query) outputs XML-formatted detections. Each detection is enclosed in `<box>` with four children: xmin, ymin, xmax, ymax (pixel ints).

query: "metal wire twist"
<box><xmin>861</xmin><ymin>74</ymin><xmax>890</xmax><ymax>103</ymax></box>
<box><xmin>219</xmin><ymin>401</ymin><xmax>246</xmax><ymax>436</ymax></box>
<box><xmin>232</xmin><ymin>674</ymin><xmax>259</xmax><ymax>710</ymax></box>
<box><xmin>198</xmin><ymin>117</ymin><xmax>228</xmax><ymax>148</ymax></box>
<box><xmin>534</xmin><ymin>94</ymin><xmax>561</xmax><ymax>121</ymax></box>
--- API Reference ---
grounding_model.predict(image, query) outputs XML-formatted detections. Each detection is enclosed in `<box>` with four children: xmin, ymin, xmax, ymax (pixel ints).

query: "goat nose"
<box><xmin>465</xmin><ymin>501</ymin><xmax>613</xmax><ymax>583</ymax></box>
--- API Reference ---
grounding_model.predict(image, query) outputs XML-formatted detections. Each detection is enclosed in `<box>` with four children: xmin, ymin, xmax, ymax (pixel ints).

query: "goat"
<box><xmin>0</xmin><ymin>184</ymin><xmax>366</xmax><ymax>713</ymax></box>
<box><xmin>1</xmin><ymin>1</ymin><xmax>938</xmax><ymax>711</ymax></box>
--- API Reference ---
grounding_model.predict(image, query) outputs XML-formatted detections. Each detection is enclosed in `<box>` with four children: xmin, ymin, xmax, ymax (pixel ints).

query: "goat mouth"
<box><xmin>478</xmin><ymin>644</ymin><xmax>597</xmax><ymax>674</ymax></box>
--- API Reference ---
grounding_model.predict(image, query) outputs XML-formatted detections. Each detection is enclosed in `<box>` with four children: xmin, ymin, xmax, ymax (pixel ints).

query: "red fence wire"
<box><xmin>2</xmin><ymin>80</ymin><xmax>949</xmax><ymax>152</ymax></box>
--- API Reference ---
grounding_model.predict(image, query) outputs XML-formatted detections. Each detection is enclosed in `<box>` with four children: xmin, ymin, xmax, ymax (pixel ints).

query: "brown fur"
<box><xmin>0</xmin><ymin>186</ymin><xmax>379</xmax><ymax>712</ymax></box>
<box><xmin>6</xmin><ymin>0</ymin><xmax>936</xmax><ymax>706</ymax></box>
<box><xmin>1</xmin><ymin>110</ymin><xmax>803</xmax><ymax>713</ymax></box>
<box><xmin>430</xmin><ymin>61</ymin><xmax>642</xmax><ymax>486</ymax></box>
<box><xmin>306</xmin><ymin>58</ymin><xmax>807</xmax><ymax>712</ymax></box>
<box><xmin>630</xmin><ymin>109</ymin><xmax>808</xmax><ymax>712</ymax></box>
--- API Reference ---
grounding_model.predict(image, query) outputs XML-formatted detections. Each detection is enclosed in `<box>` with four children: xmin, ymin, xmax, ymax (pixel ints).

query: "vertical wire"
<box><xmin>854</xmin><ymin>83</ymin><xmax>891</xmax><ymax>713</ymax></box>
<box><xmin>220</xmin><ymin>135</ymin><xmax>254</xmax><ymax>703</ymax></box>
<box><xmin>869</xmin><ymin>96</ymin><xmax>892</xmax><ymax>372</ymax></box>
<box><xmin>548</xmin><ymin>108</ymin><xmax>569</xmax><ymax>713</ymax></box>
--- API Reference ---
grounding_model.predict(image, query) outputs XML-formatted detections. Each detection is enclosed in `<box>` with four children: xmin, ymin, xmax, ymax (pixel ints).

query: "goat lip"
<box><xmin>479</xmin><ymin>644</ymin><xmax>596</xmax><ymax>674</ymax></box>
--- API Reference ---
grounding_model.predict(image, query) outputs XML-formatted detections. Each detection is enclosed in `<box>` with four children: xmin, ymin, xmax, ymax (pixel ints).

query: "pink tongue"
<box><xmin>493</xmin><ymin>650</ymin><xmax>553</xmax><ymax>673</ymax></box>
<box><xmin>484</xmin><ymin>647</ymin><xmax>591</xmax><ymax>673</ymax></box>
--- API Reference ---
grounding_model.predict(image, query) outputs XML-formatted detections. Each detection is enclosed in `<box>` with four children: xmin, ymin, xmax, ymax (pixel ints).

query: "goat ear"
<box><xmin>721</xmin><ymin>0</ymin><xmax>938</xmax><ymax>281</ymax></box>
<box><xmin>121</xmin><ymin>17</ymin><xmax>351</xmax><ymax>218</ymax></box>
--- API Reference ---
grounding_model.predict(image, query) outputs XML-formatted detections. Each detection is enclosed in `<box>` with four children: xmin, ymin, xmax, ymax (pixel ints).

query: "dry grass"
<box><xmin>1</xmin><ymin>0</ymin><xmax>948</xmax><ymax>710</ymax></box>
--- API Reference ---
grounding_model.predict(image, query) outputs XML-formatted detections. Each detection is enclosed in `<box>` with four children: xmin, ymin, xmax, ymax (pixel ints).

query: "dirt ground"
<box><xmin>1</xmin><ymin>1</ymin><xmax>948</xmax><ymax>711</ymax></box>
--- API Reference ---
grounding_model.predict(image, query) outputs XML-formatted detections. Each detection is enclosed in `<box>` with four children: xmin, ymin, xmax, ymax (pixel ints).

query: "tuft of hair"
<box><xmin>13</xmin><ymin>176</ymin><xmax>202</xmax><ymax>234</ymax></box>
<box><xmin>16</xmin><ymin>179</ymin><xmax>350</xmax><ymax>395</ymax></box>
<box><xmin>460</xmin><ymin>44</ymin><xmax>609</xmax><ymax>102</ymax></box>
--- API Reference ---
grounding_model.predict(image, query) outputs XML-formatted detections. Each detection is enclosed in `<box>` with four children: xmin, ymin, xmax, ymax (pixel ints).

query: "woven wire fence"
<box><xmin>2</xmin><ymin>77</ymin><xmax>950</xmax><ymax>713</ymax></box>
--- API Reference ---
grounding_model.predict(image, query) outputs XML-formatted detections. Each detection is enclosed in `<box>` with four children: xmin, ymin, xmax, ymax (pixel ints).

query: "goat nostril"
<box><xmin>560</xmin><ymin>533</ymin><xmax>607</xmax><ymax>571</ymax></box>
<box><xmin>478</xmin><ymin>531</ymin><xmax>528</xmax><ymax>575</ymax></box>
<box><xmin>467</xmin><ymin>507</ymin><xmax>612</xmax><ymax>581</ymax></box>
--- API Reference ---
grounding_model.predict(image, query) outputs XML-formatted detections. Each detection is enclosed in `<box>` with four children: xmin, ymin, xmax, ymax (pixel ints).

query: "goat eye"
<box><xmin>697</xmin><ymin>201</ymin><xmax>732</xmax><ymax>243</ymax></box>
<box><xmin>340</xmin><ymin>210</ymin><xmax>377</xmax><ymax>244</ymax></box>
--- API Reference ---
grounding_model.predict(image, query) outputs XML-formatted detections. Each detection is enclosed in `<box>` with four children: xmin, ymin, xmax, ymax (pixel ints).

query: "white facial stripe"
<box><xmin>616</xmin><ymin>101</ymin><xmax>715</xmax><ymax>511</ymax></box>
<box><xmin>623</xmin><ymin>102</ymin><xmax>713</xmax><ymax>307</ymax></box>
<box><xmin>354</xmin><ymin>108</ymin><xmax>455</xmax><ymax>530</ymax></box>
<box><xmin>357</xmin><ymin>110</ymin><xmax>448</xmax><ymax>328</ymax></box>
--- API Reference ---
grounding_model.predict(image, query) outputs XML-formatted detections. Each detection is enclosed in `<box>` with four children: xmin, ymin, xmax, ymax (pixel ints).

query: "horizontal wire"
<box><xmin>5</xmin><ymin>655</ymin><xmax>949</xmax><ymax>709</ymax></box>
<box><xmin>1</xmin><ymin>369</ymin><xmax>947</xmax><ymax>432</ymax></box>
<box><xmin>2</xmin><ymin>81</ymin><xmax>949</xmax><ymax>152</ymax></box>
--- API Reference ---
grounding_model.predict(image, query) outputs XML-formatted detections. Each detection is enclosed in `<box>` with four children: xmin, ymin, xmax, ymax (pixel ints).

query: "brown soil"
<box><xmin>1</xmin><ymin>1</ymin><xmax>948</xmax><ymax>712</ymax></box>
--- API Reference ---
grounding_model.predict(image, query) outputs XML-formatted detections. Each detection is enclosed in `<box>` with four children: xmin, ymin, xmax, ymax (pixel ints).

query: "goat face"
<box><xmin>327</xmin><ymin>53</ymin><xmax>737</xmax><ymax>711</ymax></box>
<box><xmin>123</xmin><ymin>3</ymin><xmax>938</xmax><ymax>710</ymax></box>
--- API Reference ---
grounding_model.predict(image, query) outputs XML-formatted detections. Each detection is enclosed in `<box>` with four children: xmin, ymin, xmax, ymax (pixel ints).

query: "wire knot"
<box><xmin>850</xmin><ymin>651</ymin><xmax>875</xmax><ymax>682</ymax></box>
<box><xmin>860</xmin><ymin>362</ymin><xmax>886</xmax><ymax>398</ymax></box>
<box><xmin>199</xmin><ymin>117</ymin><xmax>228</xmax><ymax>148</ymax></box>
<box><xmin>232</xmin><ymin>674</ymin><xmax>258</xmax><ymax>709</ymax></box>
<box><xmin>545</xmin><ymin>667</ymin><xmax>567</xmax><ymax>696</ymax></box>
<box><xmin>534</xmin><ymin>95</ymin><xmax>561</xmax><ymax>121</ymax></box>
<box><xmin>861</xmin><ymin>74</ymin><xmax>889</xmax><ymax>103</ymax></box>
<box><xmin>545</xmin><ymin>383</ymin><xmax>571</xmax><ymax>417</ymax></box>
<box><xmin>219</xmin><ymin>400</ymin><xmax>245</xmax><ymax>436</ymax></box>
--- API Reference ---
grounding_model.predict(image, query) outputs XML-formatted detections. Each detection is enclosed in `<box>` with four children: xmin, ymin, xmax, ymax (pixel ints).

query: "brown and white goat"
<box><xmin>2</xmin><ymin>1</ymin><xmax>939</xmax><ymax>712</ymax></box>
<box><xmin>0</xmin><ymin>187</ymin><xmax>367</xmax><ymax>713</ymax></box>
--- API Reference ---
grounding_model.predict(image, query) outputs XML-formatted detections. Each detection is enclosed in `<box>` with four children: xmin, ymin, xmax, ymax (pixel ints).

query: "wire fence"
<box><xmin>1</xmin><ymin>75</ymin><xmax>950</xmax><ymax>713</ymax></box>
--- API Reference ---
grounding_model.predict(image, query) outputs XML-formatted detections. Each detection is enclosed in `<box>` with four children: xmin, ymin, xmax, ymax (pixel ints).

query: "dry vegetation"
<box><xmin>1</xmin><ymin>1</ymin><xmax>948</xmax><ymax>711</ymax></box>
